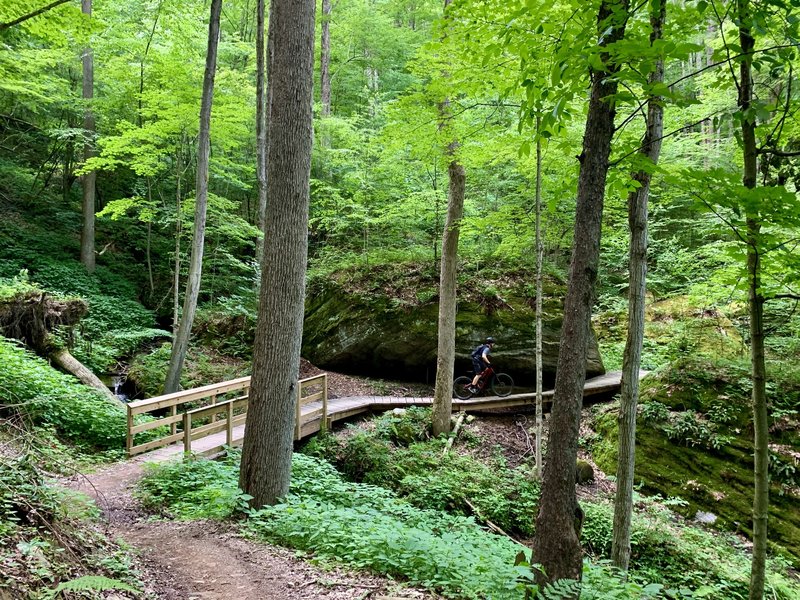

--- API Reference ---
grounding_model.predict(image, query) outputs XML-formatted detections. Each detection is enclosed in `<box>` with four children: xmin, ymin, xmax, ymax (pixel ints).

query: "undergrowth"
<box><xmin>0</xmin><ymin>437</ymin><xmax>147</xmax><ymax>599</ymax></box>
<box><xmin>303</xmin><ymin>412</ymin><xmax>541</xmax><ymax>536</ymax></box>
<box><xmin>137</xmin><ymin>450</ymin><xmax>666</xmax><ymax>599</ymax></box>
<box><xmin>0</xmin><ymin>338</ymin><xmax>126</xmax><ymax>449</ymax></box>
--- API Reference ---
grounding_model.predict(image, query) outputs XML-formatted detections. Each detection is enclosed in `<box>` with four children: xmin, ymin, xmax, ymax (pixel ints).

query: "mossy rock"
<box><xmin>302</xmin><ymin>278</ymin><xmax>604</xmax><ymax>384</ymax></box>
<box><xmin>591</xmin><ymin>357</ymin><xmax>800</xmax><ymax>566</ymax></box>
<box><xmin>576</xmin><ymin>460</ymin><xmax>595</xmax><ymax>484</ymax></box>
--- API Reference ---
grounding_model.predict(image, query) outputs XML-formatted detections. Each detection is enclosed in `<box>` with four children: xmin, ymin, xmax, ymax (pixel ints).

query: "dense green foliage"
<box><xmin>139</xmin><ymin>451</ymin><xmax>672</xmax><ymax>599</ymax></box>
<box><xmin>137</xmin><ymin>446</ymin><xmax>800</xmax><ymax>598</ymax></box>
<box><xmin>302</xmin><ymin>407</ymin><xmax>542</xmax><ymax>536</ymax></box>
<box><xmin>0</xmin><ymin>338</ymin><xmax>126</xmax><ymax>449</ymax></box>
<box><xmin>1</xmin><ymin>0</ymin><xmax>800</xmax><ymax>596</ymax></box>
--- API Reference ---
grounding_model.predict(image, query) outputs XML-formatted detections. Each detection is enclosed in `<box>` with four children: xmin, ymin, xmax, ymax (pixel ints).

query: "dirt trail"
<box><xmin>67</xmin><ymin>459</ymin><xmax>430</xmax><ymax>600</ymax></box>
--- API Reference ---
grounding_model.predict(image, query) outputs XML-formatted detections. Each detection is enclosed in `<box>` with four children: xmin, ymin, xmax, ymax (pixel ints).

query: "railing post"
<box><xmin>126</xmin><ymin>407</ymin><xmax>133</xmax><ymax>456</ymax></box>
<box><xmin>183</xmin><ymin>412</ymin><xmax>191</xmax><ymax>454</ymax></box>
<box><xmin>210</xmin><ymin>394</ymin><xmax>217</xmax><ymax>423</ymax></box>
<box><xmin>226</xmin><ymin>401</ymin><xmax>233</xmax><ymax>446</ymax></box>
<box><xmin>295</xmin><ymin>380</ymin><xmax>302</xmax><ymax>441</ymax></box>
<box><xmin>322</xmin><ymin>373</ymin><xmax>329</xmax><ymax>432</ymax></box>
<box><xmin>170</xmin><ymin>405</ymin><xmax>177</xmax><ymax>436</ymax></box>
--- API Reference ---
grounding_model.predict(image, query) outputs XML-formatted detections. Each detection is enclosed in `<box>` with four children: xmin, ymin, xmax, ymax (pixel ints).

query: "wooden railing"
<box><xmin>126</xmin><ymin>373</ymin><xmax>328</xmax><ymax>457</ymax></box>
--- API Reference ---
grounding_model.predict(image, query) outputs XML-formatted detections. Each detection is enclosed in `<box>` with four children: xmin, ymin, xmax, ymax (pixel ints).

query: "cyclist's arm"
<box><xmin>482</xmin><ymin>348</ymin><xmax>491</xmax><ymax>365</ymax></box>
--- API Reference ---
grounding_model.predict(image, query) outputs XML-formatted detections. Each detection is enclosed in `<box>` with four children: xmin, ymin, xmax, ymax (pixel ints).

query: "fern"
<box><xmin>54</xmin><ymin>575</ymin><xmax>139</xmax><ymax>596</ymax></box>
<box><xmin>539</xmin><ymin>578</ymin><xmax>582</xmax><ymax>600</ymax></box>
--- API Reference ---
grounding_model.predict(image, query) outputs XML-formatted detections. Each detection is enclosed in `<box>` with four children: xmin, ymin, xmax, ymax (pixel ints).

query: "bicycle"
<box><xmin>453</xmin><ymin>365</ymin><xmax>514</xmax><ymax>399</ymax></box>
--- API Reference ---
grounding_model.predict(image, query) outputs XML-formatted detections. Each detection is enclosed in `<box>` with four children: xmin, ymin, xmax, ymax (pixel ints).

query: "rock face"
<box><xmin>302</xmin><ymin>281</ymin><xmax>604</xmax><ymax>385</ymax></box>
<box><xmin>591</xmin><ymin>357</ymin><xmax>800</xmax><ymax>567</ymax></box>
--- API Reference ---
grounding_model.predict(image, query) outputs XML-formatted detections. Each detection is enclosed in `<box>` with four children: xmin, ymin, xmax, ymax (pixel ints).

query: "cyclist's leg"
<box><xmin>470</xmin><ymin>358</ymin><xmax>482</xmax><ymax>388</ymax></box>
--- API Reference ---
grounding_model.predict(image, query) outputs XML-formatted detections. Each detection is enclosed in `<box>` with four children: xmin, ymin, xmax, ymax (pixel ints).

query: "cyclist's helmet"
<box><xmin>486</xmin><ymin>336</ymin><xmax>496</xmax><ymax>344</ymax></box>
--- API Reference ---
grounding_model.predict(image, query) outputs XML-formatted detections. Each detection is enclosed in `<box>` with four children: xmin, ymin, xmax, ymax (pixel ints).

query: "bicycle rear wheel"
<box><xmin>453</xmin><ymin>376</ymin><xmax>474</xmax><ymax>399</ymax></box>
<box><xmin>491</xmin><ymin>373</ymin><xmax>514</xmax><ymax>397</ymax></box>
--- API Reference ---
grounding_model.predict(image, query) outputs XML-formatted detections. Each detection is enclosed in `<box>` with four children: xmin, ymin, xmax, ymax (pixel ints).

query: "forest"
<box><xmin>1</xmin><ymin>0</ymin><xmax>799</xmax><ymax>598</ymax></box>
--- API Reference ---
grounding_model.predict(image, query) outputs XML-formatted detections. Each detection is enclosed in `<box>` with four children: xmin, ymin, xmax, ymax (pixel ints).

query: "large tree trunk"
<box><xmin>50</xmin><ymin>348</ymin><xmax>123</xmax><ymax>408</ymax></box>
<box><xmin>163</xmin><ymin>0</ymin><xmax>223</xmax><ymax>394</ymax></box>
<box><xmin>431</xmin><ymin>0</ymin><xmax>464</xmax><ymax>437</ymax></box>
<box><xmin>611</xmin><ymin>0</ymin><xmax>665</xmax><ymax>573</ymax></box>
<box><xmin>737</xmin><ymin>2</ymin><xmax>768</xmax><ymax>597</ymax></box>
<box><xmin>532</xmin><ymin>0</ymin><xmax>629</xmax><ymax>588</ymax></box>
<box><xmin>255</xmin><ymin>0</ymin><xmax>268</xmax><ymax>267</ymax></box>
<box><xmin>239</xmin><ymin>0</ymin><xmax>316</xmax><ymax>508</ymax></box>
<box><xmin>80</xmin><ymin>0</ymin><xmax>96</xmax><ymax>273</ymax></box>
<box><xmin>320</xmin><ymin>0</ymin><xmax>332</xmax><ymax>117</ymax></box>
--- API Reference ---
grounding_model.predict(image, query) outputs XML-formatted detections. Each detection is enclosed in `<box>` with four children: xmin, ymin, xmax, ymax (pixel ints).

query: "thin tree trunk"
<box><xmin>145</xmin><ymin>178</ymin><xmax>155</xmax><ymax>296</ymax></box>
<box><xmin>432</xmin><ymin>158</ymin><xmax>465</xmax><ymax>436</ymax></box>
<box><xmin>738</xmin><ymin>2</ymin><xmax>768</xmax><ymax>597</ymax></box>
<box><xmin>534</xmin><ymin>115</ymin><xmax>543</xmax><ymax>479</ymax></box>
<box><xmin>0</xmin><ymin>0</ymin><xmax>71</xmax><ymax>32</ymax></box>
<box><xmin>611</xmin><ymin>0</ymin><xmax>666</xmax><ymax>573</ymax></box>
<box><xmin>239</xmin><ymin>0</ymin><xmax>316</xmax><ymax>507</ymax></box>
<box><xmin>173</xmin><ymin>142</ymin><xmax>183</xmax><ymax>335</ymax></box>
<box><xmin>163</xmin><ymin>0</ymin><xmax>223</xmax><ymax>394</ymax></box>
<box><xmin>50</xmin><ymin>348</ymin><xmax>124</xmax><ymax>408</ymax></box>
<box><xmin>255</xmin><ymin>0</ymin><xmax>267</xmax><ymax>267</ymax></box>
<box><xmin>432</xmin><ymin>0</ymin><xmax>464</xmax><ymax>437</ymax></box>
<box><xmin>532</xmin><ymin>0</ymin><xmax>629</xmax><ymax>588</ymax></box>
<box><xmin>80</xmin><ymin>0</ymin><xmax>96</xmax><ymax>273</ymax></box>
<box><xmin>320</xmin><ymin>0</ymin><xmax>332</xmax><ymax>117</ymax></box>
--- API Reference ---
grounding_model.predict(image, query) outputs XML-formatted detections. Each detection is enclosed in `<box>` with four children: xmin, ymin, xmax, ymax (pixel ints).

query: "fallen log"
<box><xmin>0</xmin><ymin>290</ymin><xmax>123</xmax><ymax>408</ymax></box>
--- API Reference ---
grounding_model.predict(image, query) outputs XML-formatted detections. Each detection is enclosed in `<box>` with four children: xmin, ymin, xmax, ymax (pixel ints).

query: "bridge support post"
<box><xmin>183</xmin><ymin>412</ymin><xmax>191</xmax><ymax>453</ymax></box>
<box><xmin>226</xmin><ymin>402</ymin><xmax>233</xmax><ymax>445</ymax></box>
<box><xmin>294</xmin><ymin>383</ymin><xmax>302</xmax><ymax>440</ymax></box>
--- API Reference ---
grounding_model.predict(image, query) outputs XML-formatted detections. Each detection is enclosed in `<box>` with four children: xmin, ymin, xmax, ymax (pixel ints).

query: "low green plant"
<box><xmin>302</xmin><ymin>415</ymin><xmax>540</xmax><ymax>536</ymax></box>
<box><xmin>0</xmin><ymin>450</ymin><xmax>147</xmax><ymax>598</ymax></box>
<box><xmin>138</xmin><ymin>451</ymin><xmax>669</xmax><ymax>599</ymax></box>
<box><xmin>0</xmin><ymin>338</ymin><xmax>126</xmax><ymax>449</ymax></box>
<box><xmin>137</xmin><ymin>451</ymin><xmax>251</xmax><ymax>519</ymax></box>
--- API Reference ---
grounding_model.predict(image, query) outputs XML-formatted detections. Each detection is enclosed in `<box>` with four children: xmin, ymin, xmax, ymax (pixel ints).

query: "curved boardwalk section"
<box><xmin>131</xmin><ymin>371</ymin><xmax>635</xmax><ymax>464</ymax></box>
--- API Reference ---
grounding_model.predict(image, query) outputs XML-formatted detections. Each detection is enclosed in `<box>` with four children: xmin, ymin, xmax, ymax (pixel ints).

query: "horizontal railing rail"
<box><xmin>126</xmin><ymin>374</ymin><xmax>329</xmax><ymax>457</ymax></box>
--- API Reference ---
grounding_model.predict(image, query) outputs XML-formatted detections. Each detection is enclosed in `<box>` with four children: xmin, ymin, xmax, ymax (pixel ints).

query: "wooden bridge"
<box><xmin>126</xmin><ymin>371</ymin><xmax>628</xmax><ymax>461</ymax></box>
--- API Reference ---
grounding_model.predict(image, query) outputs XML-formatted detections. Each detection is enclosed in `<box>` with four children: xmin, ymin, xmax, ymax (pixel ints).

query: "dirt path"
<box><xmin>66</xmin><ymin>460</ymin><xmax>431</xmax><ymax>600</ymax></box>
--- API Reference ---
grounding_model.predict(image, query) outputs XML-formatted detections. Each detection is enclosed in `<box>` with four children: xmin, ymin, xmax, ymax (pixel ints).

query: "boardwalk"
<box><xmin>141</xmin><ymin>371</ymin><xmax>631</xmax><ymax>463</ymax></box>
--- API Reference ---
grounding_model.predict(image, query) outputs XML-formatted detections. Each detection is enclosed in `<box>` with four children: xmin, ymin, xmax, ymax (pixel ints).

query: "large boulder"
<box><xmin>302</xmin><ymin>278</ymin><xmax>604</xmax><ymax>385</ymax></box>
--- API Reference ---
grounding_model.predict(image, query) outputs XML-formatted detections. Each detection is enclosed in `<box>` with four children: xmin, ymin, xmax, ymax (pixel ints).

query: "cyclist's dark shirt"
<box><xmin>471</xmin><ymin>344</ymin><xmax>491</xmax><ymax>360</ymax></box>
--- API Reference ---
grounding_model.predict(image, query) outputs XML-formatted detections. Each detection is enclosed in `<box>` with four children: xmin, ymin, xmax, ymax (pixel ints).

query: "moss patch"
<box><xmin>591</xmin><ymin>357</ymin><xmax>800</xmax><ymax>566</ymax></box>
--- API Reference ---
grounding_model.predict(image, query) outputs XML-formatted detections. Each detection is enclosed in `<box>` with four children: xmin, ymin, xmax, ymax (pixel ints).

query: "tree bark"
<box><xmin>239</xmin><ymin>0</ymin><xmax>316</xmax><ymax>507</ymax></box>
<box><xmin>50</xmin><ymin>348</ymin><xmax>124</xmax><ymax>408</ymax></box>
<box><xmin>255</xmin><ymin>0</ymin><xmax>268</xmax><ymax>267</ymax></box>
<box><xmin>431</xmin><ymin>0</ymin><xmax>464</xmax><ymax>438</ymax></box>
<box><xmin>173</xmin><ymin>140</ymin><xmax>183</xmax><ymax>336</ymax></box>
<box><xmin>534</xmin><ymin>115</ymin><xmax>543</xmax><ymax>479</ymax></box>
<box><xmin>737</xmin><ymin>2</ymin><xmax>768</xmax><ymax>597</ymax></box>
<box><xmin>532</xmin><ymin>0</ymin><xmax>629</xmax><ymax>588</ymax></box>
<box><xmin>611</xmin><ymin>0</ymin><xmax>665</xmax><ymax>573</ymax></box>
<box><xmin>80</xmin><ymin>0</ymin><xmax>96</xmax><ymax>273</ymax></box>
<box><xmin>320</xmin><ymin>0</ymin><xmax>332</xmax><ymax>117</ymax></box>
<box><xmin>163</xmin><ymin>0</ymin><xmax>223</xmax><ymax>394</ymax></box>
<box><xmin>432</xmin><ymin>158</ymin><xmax>465</xmax><ymax>436</ymax></box>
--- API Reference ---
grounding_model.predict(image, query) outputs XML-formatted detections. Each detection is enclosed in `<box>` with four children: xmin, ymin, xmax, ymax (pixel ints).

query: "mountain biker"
<box><xmin>469</xmin><ymin>337</ymin><xmax>495</xmax><ymax>393</ymax></box>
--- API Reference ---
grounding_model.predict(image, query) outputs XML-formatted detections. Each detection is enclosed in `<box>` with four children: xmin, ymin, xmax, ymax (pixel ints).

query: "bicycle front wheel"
<box><xmin>453</xmin><ymin>376</ymin><xmax>474</xmax><ymax>399</ymax></box>
<box><xmin>491</xmin><ymin>373</ymin><xmax>514</xmax><ymax>397</ymax></box>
